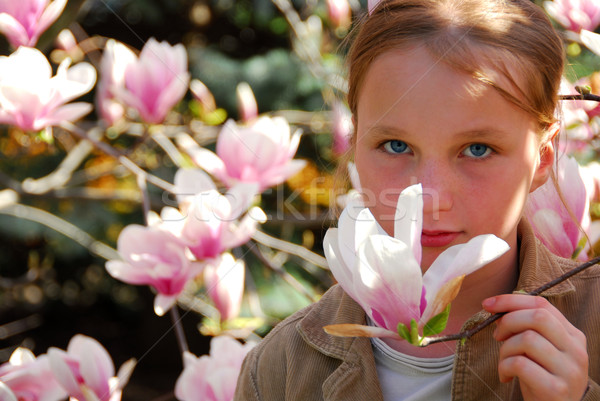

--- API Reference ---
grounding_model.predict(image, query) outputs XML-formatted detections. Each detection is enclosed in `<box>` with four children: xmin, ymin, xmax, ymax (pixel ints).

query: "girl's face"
<box><xmin>354</xmin><ymin>46</ymin><xmax>553</xmax><ymax>270</ymax></box>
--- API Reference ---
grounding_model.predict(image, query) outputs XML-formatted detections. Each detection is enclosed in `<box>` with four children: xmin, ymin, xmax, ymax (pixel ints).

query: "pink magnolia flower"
<box><xmin>331</xmin><ymin>101</ymin><xmax>353</xmax><ymax>156</ymax></box>
<box><xmin>47</xmin><ymin>335</ymin><xmax>135</xmax><ymax>401</ymax></box>
<box><xmin>181</xmin><ymin>117</ymin><xmax>306</xmax><ymax>191</ymax></box>
<box><xmin>0</xmin><ymin>47</ymin><xmax>96</xmax><ymax>131</ymax></box>
<box><xmin>204</xmin><ymin>253</ymin><xmax>245</xmax><ymax>322</ymax></box>
<box><xmin>96</xmin><ymin>40</ymin><xmax>136</xmax><ymax>126</ymax></box>
<box><xmin>581</xmin><ymin>29</ymin><xmax>600</xmax><ymax>56</ymax></box>
<box><xmin>190</xmin><ymin>79</ymin><xmax>216</xmax><ymax>113</ymax></box>
<box><xmin>114</xmin><ymin>38</ymin><xmax>190</xmax><ymax>124</ymax></box>
<box><xmin>174</xmin><ymin>336</ymin><xmax>255</xmax><ymax>401</ymax></box>
<box><xmin>544</xmin><ymin>0</ymin><xmax>600</xmax><ymax>32</ymax></box>
<box><xmin>0</xmin><ymin>347</ymin><xmax>67</xmax><ymax>401</ymax></box>
<box><xmin>525</xmin><ymin>155</ymin><xmax>590</xmax><ymax>259</ymax></box>
<box><xmin>323</xmin><ymin>184</ymin><xmax>509</xmax><ymax>343</ymax></box>
<box><xmin>160</xmin><ymin>168</ymin><xmax>265</xmax><ymax>261</ymax></box>
<box><xmin>327</xmin><ymin>0</ymin><xmax>352</xmax><ymax>30</ymax></box>
<box><xmin>105</xmin><ymin>224</ymin><xmax>204</xmax><ymax>316</ymax></box>
<box><xmin>0</xmin><ymin>0</ymin><xmax>67</xmax><ymax>48</ymax></box>
<box><xmin>236</xmin><ymin>82</ymin><xmax>257</xmax><ymax>122</ymax></box>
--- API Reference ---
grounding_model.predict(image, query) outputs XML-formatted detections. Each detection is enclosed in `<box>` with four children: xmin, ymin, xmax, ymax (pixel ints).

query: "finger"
<box><xmin>482</xmin><ymin>294</ymin><xmax>576</xmax><ymax>335</ymax></box>
<box><xmin>498</xmin><ymin>329</ymin><xmax>565</xmax><ymax>376</ymax></box>
<box><xmin>493</xmin><ymin>308</ymin><xmax>568</xmax><ymax>349</ymax></box>
<box><xmin>498</xmin><ymin>355</ymin><xmax>572</xmax><ymax>400</ymax></box>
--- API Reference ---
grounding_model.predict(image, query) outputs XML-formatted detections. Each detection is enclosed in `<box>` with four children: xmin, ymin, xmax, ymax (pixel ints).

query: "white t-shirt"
<box><xmin>371</xmin><ymin>337</ymin><xmax>454</xmax><ymax>401</ymax></box>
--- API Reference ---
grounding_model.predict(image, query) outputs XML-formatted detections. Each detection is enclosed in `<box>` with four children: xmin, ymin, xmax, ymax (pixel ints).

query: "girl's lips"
<box><xmin>421</xmin><ymin>231</ymin><xmax>460</xmax><ymax>248</ymax></box>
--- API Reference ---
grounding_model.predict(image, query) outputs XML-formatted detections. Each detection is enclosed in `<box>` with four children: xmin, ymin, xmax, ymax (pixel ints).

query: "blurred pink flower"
<box><xmin>181</xmin><ymin>117</ymin><xmax>306</xmax><ymax>191</ymax></box>
<box><xmin>96</xmin><ymin>39</ymin><xmax>136</xmax><ymax>126</ymax></box>
<box><xmin>331</xmin><ymin>101</ymin><xmax>353</xmax><ymax>156</ymax></box>
<box><xmin>0</xmin><ymin>347</ymin><xmax>67</xmax><ymax>401</ymax></box>
<box><xmin>190</xmin><ymin>79</ymin><xmax>216</xmax><ymax>113</ymax></box>
<box><xmin>236</xmin><ymin>82</ymin><xmax>257</xmax><ymax>122</ymax></box>
<box><xmin>525</xmin><ymin>155</ymin><xmax>590</xmax><ymax>259</ymax></box>
<box><xmin>580</xmin><ymin>161</ymin><xmax>600</xmax><ymax>203</ymax></box>
<box><xmin>327</xmin><ymin>0</ymin><xmax>352</xmax><ymax>30</ymax></box>
<box><xmin>204</xmin><ymin>253</ymin><xmax>245</xmax><ymax>322</ymax></box>
<box><xmin>0</xmin><ymin>47</ymin><xmax>96</xmax><ymax>131</ymax></box>
<box><xmin>323</xmin><ymin>184</ymin><xmax>508</xmax><ymax>342</ymax></box>
<box><xmin>544</xmin><ymin>0</ymin><xmax>600</xmax><ymax>32</ymax></box>
<box><xmin>175</xmin><ymin>336</ymin><xmax>255</xmax><ymax>401</ymax></box>
<box><xmin>105</xmin><ymin>224</ymin><xmax>204</xmax><ymax>316</ymax></box>
<box><xmin>582</xmin><ymin>29</ymin><xmax>600</xmax><ymax>56</ymax></box>
<box><xmin>115</xmin><ymin>38</ymin><xmax>190</xmax><ymax>124</ymax></box>
<box><xmin>47</xmin><ymin>335</ymin><xmax>135</xmax><ymax>401</ymax></box>
<box><xmin>0</xmin><ymin>0</ymin><xmax>66</xmax><ymax>48</ymax></box>
<box><xmin>160</xmin><ymin>168</ymin><xmax>265</xmax><ymax>261</ymax></box>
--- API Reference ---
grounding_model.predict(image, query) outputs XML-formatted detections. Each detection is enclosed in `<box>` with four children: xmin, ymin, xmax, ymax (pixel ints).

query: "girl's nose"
<box><xmin>417</xmin><ymin>165</ymin><xmax>454</xmax><ymax>219</ymax></box>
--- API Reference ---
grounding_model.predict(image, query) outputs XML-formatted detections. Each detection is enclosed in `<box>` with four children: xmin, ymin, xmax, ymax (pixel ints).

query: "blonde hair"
<box><xmin>346</xmin><ymin>0</ymin><xmax>565</xmax><ymax>133</ymax></box>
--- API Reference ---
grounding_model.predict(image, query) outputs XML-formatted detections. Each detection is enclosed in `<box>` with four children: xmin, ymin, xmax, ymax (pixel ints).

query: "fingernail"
<box><xmin>482</xmin><ymin>297</ymin><xmax>495</xmax><ymax>308</ymax></box>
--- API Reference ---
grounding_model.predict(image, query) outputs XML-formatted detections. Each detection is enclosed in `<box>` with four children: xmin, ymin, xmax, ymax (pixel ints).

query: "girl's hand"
<box><xmin>482</xmin><ymin>294</ymin><xmax>589</xmax><ymax>401</ymax></box>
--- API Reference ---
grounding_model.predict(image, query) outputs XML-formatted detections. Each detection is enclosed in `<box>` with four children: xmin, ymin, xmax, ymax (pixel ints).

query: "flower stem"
<box><xmin>422</xmin><ymin>255</ymin><xmax>600</xmax><ymax>346</ymax></box>
<box><xmin>170</xmin><ymin>306</ymin><xmax>189</xmax><ymax>355</ymax></box>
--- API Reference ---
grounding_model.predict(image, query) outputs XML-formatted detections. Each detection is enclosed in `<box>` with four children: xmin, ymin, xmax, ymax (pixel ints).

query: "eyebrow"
<box><xmin>366</xmin><ymin>125</ymin><xmax>509</xmax><ymax>142</ymax></box>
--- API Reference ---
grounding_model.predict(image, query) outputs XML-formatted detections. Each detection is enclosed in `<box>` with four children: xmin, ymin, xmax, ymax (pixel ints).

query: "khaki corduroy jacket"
<box><xmin>235</xmin><ymin>221</ymin><xmax>600</xmax><ymax>400</ymax></box>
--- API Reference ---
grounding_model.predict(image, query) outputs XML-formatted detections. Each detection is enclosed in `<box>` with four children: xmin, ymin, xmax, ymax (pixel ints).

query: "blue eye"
<box><xmin>463</xmin><ymin>144</ymin><xmax>491</xmax><ymax>158</ymax></box>
<box><xmin>383</xmin><ymin>140</ymin><xmax>409</xmax><ymax>154</ymax></box>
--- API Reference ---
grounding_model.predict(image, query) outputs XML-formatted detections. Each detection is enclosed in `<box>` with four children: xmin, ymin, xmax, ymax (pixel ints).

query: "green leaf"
<box><xmin>410</xmin><ymin>318</ymin><xmax>419</xmax><ymax>345</ymax></box>
<box><xmin>423</xmin><ymin>305</ymin><xmax>451</xmax><ymax>337</ymax></box>
<box><xmin>397</xmin><ymin>322</ymin><xmax>411</xmax><ymax>342</ymax></box>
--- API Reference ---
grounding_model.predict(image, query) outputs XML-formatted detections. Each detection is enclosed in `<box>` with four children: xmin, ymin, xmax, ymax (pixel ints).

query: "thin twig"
<box><xmin>559</xmin><ymin>93</ymin><xmax>600</xmax><ymax>102</ymax></box>
<box><xmin>0</xmin><ymin>203</ymin><xmax>120</xmax><ymax>261</ymax></box>
<box><xmin>59</xmin><ymin>122</ymin><xmax>176</xmax><ymax>193</ymax></box>
<box><xmin>169</xmin><ymin>306</ymin><xmax>189</xmax><ymax>355</ymax></box>
<box><xmin>423</xmin><ymin>255</ymin><xmax>600</xmax><ymax>346</ymax></box>
<box><xmin>251</xmin><ymin>230</ymin><xmax>329</xmax><ymax>270</ymax></box>
<box><xmin>246</xmin><ymin>241</ymin><xmax>318</xmax><ymax>302</ymax></box>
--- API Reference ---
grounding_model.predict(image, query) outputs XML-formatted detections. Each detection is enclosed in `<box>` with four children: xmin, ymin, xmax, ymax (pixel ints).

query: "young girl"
<box><xmin>234</xmin><ymin>0</ymin><xmax>600</xmax><ymax>400</ymax></box>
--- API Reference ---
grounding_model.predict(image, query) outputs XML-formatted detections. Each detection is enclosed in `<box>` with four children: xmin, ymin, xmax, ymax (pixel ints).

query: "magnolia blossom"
<box><xmin>323</xmin><ymin>184</ymin><xmax>509</xmax><ymax>341</ymax></box>
<box><xmin>331</xmin><ymin>101</ymin><xmax>353</xmax><ymax>156</ymax></box>
<box><xmin>159</xmin><ymin>168</ymin><xmax>265</xmax><ymax>261</ymax></box>
<box><xmin>96</xmin><ymin>40</ymin><xmax>136</xmax><ymax>126</ymax></box>
<box><xmin>0</xmin><ymin>0</ymin><xmax>67</xmax><ymax>48</ymax></box>
<box><xmin>106</xmin><ymin>224</ymin><xmax>204</xmax><ymax>316</ymax></box>
<box><xmin>0</xmin><ymin>347</ymin><xmax>67</xmax><ymax>401</ymax></box>
<box><xmin>525</xmin><ymin>155</ymin><xmax>589</xmax><ymax>259</ymax></box>
<box><xmin>180</xmin><ymin>117</ymin><xmax>306</xmax><ymax>191</ymax></box>
<box><xmin>557</xmin><ymin>78</ymin><xmax>596</xmax><ymax>155</ymax></box>
<box><xmin>204</xmin><ymin>253</ymin><xmax>245</xmax><ymax>322</ymax></box>
<box><xmin>0</xmin><ymin>47</ymin><xmax>96</xmax><ymax>131</ymax></box>
<box><xmin>47</xmin><ymin>335</ymin><xmax>135</xmax><ymax>401</ymax></box>
<box><xmin>236</xmin><ymin>82</ymin><xmax>258</xmax><ymax>122</ymax></box>
<box><xmin>175</xmin><ymin>336</ymin><xmax>255</xmax><ymax>401</ymax></box>
<box><xmin>581</xmin><ymin>29</ymin><xmax>600</xmax><ymax>56</ymax></box>
<box><xmin>190</xmin><ymin>79</ymin><xmax>216</xmax><ymax>113</ymax></box>
<box><xmin>544</xmin><ymin>0</ymin><xmax>600</xmax><ymax>32</ymax></box>
<box><xmin>113</xmin><ymin>38</ymin><xmax>190</xmax><ymax>124</ymax></box>
<box><xmin>327</xmin><ymin>0</ymin><xmax>352</xmax><ymax>30</ymax></box>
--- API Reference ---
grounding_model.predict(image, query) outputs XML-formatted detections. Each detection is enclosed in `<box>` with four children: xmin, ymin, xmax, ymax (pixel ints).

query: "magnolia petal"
<box><xmin>0</xmin><ymin>383</ymin><xmax>18</xmax><ymax>401</ymax></box>
<box><xmin>323</xmin><ymin>228</ymin><xmax>355</xmax><ymax>291</ymax></box>
<box><xmin>38</xmin><ymin>102</ymin><xmax>93</xmax><ymax>129</ymax></box>
<box><xmin>154</xmin><ymin>293</ymin><xmax>178</xmax><ymax>316</ymax></box>
<box><xmin>530</xmin><ymin>209</ymin><xmax>574</xmax><ymax>258</ymax></box>
<box><xmin>75</xmin><ymin>336</ymin><xmax>114</xmax><ymax>397</ymax></box>
<box><xmin>394</xmin><ymin>184</ymin><xmax>423</xmax><ymax>264</ymax></box>
<box><xmin>337</xmin><ymin>196</ymin><xmax>373</xmax><ymax>270</ymax></box>
<box><xmin>581</xmin><ymin>29</ymin><xmax>600</xmax><ymax>55</ymax></box>
<box><xmin>80</xmin><ymin>385</ymin><xmax>102</xmax><ymax>401</ymax></box>
<box><xmin>423</xmin><ymin>234</ymin><xmax>508</xmax><ymax>312</ymax></box>
<box><xmin>262</xmin><ymin>159</ymin><xmax>306</xmax><ymax>189</ymax></box>
<box><xmin>36</xmin><ymin>0</ymin><xmax>68</xmax><ymax>38</ymax></box>
<box><xmin>420</xmin><ymin>274</ymin><xmax>464</xmax><ymax>325</ymax></box>
<box><xmin>323</xmin><ymin>324</ymin><xmax>401</xmax><ymax>339</ymax></box>
<box><xmin>115</xmin><ymin>358</ymin><xmax>136</xmax><ymax>390</ymax></box>
<box><xmin>0</xmin><ymin>13</ymin><xmax>29</xmax><ymax>48</ymax></box>
<box><xmin>226</xmin><ymin>182</ymin><xmax>260</xmax><ymax>218</ymax></box>
<box><xmin>47</xmin><ymin>348</ymin><xmax>83</xmax><ymax>398</ymax></box>
<box><xmin>174</xmin><ymin>168</ymin><xmax>217</xmax><ymax>205</ymax></box>
<box><xmin>184</xmin><ymin>146</ymin><xmax>228</xmax><ymax>184</ymax></box>
<box><xmin>348</xmin><ymin>162</ymin><xmax>361</xmax><ymax>191</ymax></box>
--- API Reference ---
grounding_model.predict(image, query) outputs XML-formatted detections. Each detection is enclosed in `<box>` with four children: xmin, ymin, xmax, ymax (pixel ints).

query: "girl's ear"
<box><xmin>530</xmin><ymin>126</ymin><xmax>558</xmax><ymax>192</ymax></box>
